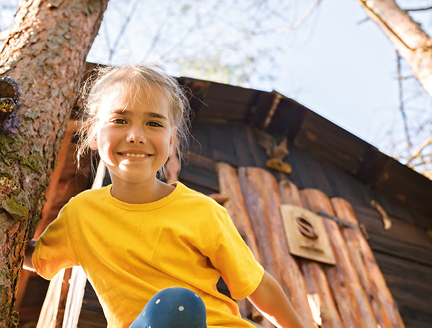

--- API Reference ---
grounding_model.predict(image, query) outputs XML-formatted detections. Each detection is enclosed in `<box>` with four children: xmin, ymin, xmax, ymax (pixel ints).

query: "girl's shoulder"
<box><xmin>178</xmin><ymin>183</ymin><xmax>227</xmax><ymax>215</ymax></box>
<box><xmin>66</xmin><ymin>185</ymin><xmax>109</xmax><ymax>207</ymax></box>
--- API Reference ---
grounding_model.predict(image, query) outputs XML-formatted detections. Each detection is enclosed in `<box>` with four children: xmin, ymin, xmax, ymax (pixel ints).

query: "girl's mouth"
<box><xmin>125</xmin><ymin>153</ymin><xmax>147</xmax><ymax>158</ymax></box>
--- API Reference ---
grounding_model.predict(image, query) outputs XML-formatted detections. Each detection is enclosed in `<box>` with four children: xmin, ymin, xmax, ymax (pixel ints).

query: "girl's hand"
<box><xmin>23</xmin><ymin>240</ymin><xmax>36</xmax><ymax>271</ymax></box>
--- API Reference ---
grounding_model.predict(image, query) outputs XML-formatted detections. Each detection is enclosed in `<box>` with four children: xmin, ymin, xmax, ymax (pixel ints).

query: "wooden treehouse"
<box><xmin>16</xmin><ymin>70</ymin><xmax>432</xmax><ymax>328</ymax></box>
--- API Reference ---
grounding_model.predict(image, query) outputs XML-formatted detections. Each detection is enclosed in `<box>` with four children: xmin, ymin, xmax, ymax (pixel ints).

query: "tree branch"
<box><xmin>406</xmin><ymin>136</ymin><xmax>432</xmax><ymax>165</ymax></box>
<box><xmin>396</xmin><ymin>51</ymin><xmax>412</xmax><ymax>150</ymax></box>
<box><xmin>358</xmin><ymin>0</ymin><xmax>415</xmax><ymax>50</ymax></box>
<box><xmin>243</xmin><ymin>0</ymin><xmax>323</xmax><ymax>35</ymax></box>
<box><xmin>357</xmin><ymin>0</ymin><xmax>432</xmax><ymax>98</ymax></box>
<box><xmin>403</xmin><ymin>6</ymin><xmax>432</xmax><ymax>12</ymax></box>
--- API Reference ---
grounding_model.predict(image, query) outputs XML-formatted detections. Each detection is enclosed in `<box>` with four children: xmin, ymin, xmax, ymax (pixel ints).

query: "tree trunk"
<box><xmin>357</xmin><ymin>0</ymin><xmax>432</xmax><ymax>97</ymax></box>
<box><xmin>0</xmin><ymin>1</ymin><xmax>107</xmax><ymax>326</ymax></box>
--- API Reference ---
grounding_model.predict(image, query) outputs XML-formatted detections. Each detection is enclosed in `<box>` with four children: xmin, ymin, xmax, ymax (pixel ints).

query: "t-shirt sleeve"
<box><xmin>32</xmin><ymin>205</ymin><xmax>79</xmax><ymax>280</ymax></box>
<box><xmin>208</xmin><ymin>211</ymin><xmax>264</xmax><ymax>300</ymax></box>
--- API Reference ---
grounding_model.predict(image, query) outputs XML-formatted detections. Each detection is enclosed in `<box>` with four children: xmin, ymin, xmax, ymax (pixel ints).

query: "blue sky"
<box><xmin>2</xmin><ymin>0</ymin><xmax>431</xmax><ymax>162</ymax></box>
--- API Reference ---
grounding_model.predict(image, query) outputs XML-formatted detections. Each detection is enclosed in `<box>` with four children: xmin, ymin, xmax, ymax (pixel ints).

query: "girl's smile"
<box><xmin>90</xmin><ymin>84</ymin><xmax>176</xmax><ymax>200</ymax></box>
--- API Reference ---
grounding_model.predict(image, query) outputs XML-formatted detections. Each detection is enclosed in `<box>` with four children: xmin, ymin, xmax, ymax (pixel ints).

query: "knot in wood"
<box><xmin>0</xmin><ymin>77</ymin><xmax>21</xmax><ymax>126</ymax></box>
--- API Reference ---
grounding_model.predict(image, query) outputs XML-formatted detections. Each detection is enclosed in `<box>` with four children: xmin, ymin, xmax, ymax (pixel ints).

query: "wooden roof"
<box><xmin>179</xmin><ymin>77</ymin><xmax>432</xmax><ymax>219</ymax></box>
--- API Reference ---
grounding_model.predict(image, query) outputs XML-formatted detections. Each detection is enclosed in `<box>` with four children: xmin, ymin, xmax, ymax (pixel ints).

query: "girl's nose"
<box><xmin>126</xmin><ymin>128</ymin><xmax>146</xmax><ymax>144</ymax></box>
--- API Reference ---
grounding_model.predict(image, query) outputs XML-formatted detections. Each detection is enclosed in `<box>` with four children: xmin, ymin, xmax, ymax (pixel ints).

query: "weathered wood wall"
<box><xmin>179</xmin><ymin>119</ymin><xmax>432</xmax><ymax>328</ymax></box>
<box><xmin>17</xmin><ymin>78</ymin><xmax>432</xmax><ymax>328</ymax></box>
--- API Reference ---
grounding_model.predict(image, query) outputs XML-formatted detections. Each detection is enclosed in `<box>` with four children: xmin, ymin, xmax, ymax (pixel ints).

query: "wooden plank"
<box><xmin>62</xmin><ymin>266</ymin><xmax>87</xmax><ymax>328</ymax></box>
<box><xmin>368</xmin><ymin>235</ymin><xmax>432</xmax><ymax>266</ymax></box>
<box><xmin>352</xmin><ymin>205</ymin><xmax>432</xmax><ymax>249</ymax></box>
<box><xmin>301</xmin><ymin>189</ymin><xmax>377</xmax><ymax>328</ymax></box>
<box><xmin>368</xmin><ymin>192</ymin><xmax>416</xmax><ymax>226</ymax></box>
<box><xmin>288</xmin><ymin>145</ymin><xmax>334</xmax><ymax>196</ymax></box>
<box><xmin>179</xmin><ymin>152</ymin><xmax>219</xmax><ymax>192</ymax></box>
<box><xmin>372</xmin><ymin>252</ymin><xmax>432</xmax><ymax>328</ymax></box>
<box><xmin>296</xmin><ymin>110</ymin><xmax>370</xmax><ymax>161</ymax></box>
<box><xmin>204</xmin><ymin>82</ymin><xmax>259</xmax><ymax>104</ymax></box>
<box><xmin>250</xmin><ymin>92</ymin><xmax>274</xmax><ymax>128</ymax></box>
<box><xmin>216</xmin><ymin>163</ymin><xmax>273</xmax><ymax>328</ymax></box>
<box><xmin>331</xmin><ymin>198</ymin><xmax>405</xmax><ymax>328</ymax></box>
<box><xmin>373</xmin><ymin>251</ymin><xmax>432</xmax><ymax>286</ymax></box>
<box><xmin>374</xmin><ymin>159</ymin><xmax>432</xmax><ymax>217</ymax></box>
<box><xmin>280</xmin><ymin>180</ymin><xmax>343</xmax><ymax>328</ymax></box>
<box><xmin>216</xmin><ymin>163</ymin><xmax>262</xmax><ymax>261</ymax></box>
<box><xmin>197</xmin><ymin>98</ymin><xmax>249</xmax><ymax>122</ymax></box>
<box><xmin>189</xmin><ymin>122</ymin><xmax>213</xmax><ymax>159</ymax></box>
<box><xmin>265</xmin><ymin>97</ymin><xmax>307</xmax><ymax>140</ymax></box>
<box><xmin>279</xmin><ymin>180</ymin><xmax>304</xmax><ymax>208</ymax></box>
<box><xmin>238</xmin><ymin>167</ymin><xmax>317</xmax><ymax>328</ymax></box>
<box><xmin>294</xmin><ymin>128</ymin><xmax>362</xmax><ymax>175</ymax></box>
<box><xmin>245</xmin><ymin>127</ymin><xmax>267</xmax><ymax>169</ymax></box>
<box><xmin>36</xmin><ymin>269</ymin><xmax>66</xmax><ymax>328</ymax></box>
<box><xmin>232</xmin><ymin>124</ymin><xmax>256</xmax><ymax>167</ymax></box>
<box><xmin>383</xmin><ymin>279</ymin><xmax>432</xmax><ymax>328</ymax></box>
<box><xmin>210</xmin><ymin>123</ymin><xmax>238</xmax><ymax>164</ymax></box>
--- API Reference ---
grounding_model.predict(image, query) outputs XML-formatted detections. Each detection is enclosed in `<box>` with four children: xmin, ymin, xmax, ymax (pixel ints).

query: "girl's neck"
<box><xmin>110</xmin><ymin>179</ymin><xmax>175</xmax><ymax>204</ymax></box>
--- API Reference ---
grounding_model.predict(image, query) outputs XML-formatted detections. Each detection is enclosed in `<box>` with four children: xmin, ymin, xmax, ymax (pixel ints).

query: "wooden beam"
<box><xmin>301</xmin><ymin>189</ymin><xmax>377</xmax><ymax>327</ymax></box>
<box><xmin>62</xmin><ymin>267</ymin><xmax>87</xmax><ymax>328</ymax></box>
<box><xmin>331</xmin><ymin>197</ymin><xmax>405</xmax><ymax>328</ymax></box>
<box><xmin>216</xmin><ymin>162</ymin><xmax>273</xmax><ymax>327</ymax></box>
<box><xmin>238</xmin><ymin>167</ymin><xmax>317</xmax><ymax>328</ymax></box>
<box><xmin>36</xmin><ymin>269</ymin><xmax>66</xmax><ymax>328</ymax></box>
<box><xmin>280</xmin><ymin>181</ymin><xmax>343</xmax><ymax>328</ymax></box>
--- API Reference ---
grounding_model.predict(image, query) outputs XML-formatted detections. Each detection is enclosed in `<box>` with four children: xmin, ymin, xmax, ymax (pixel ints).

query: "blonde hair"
<box><xmin>76</xmin><ymin>65</ymin><xmax>191</xmax><ymax>179</ymax></box>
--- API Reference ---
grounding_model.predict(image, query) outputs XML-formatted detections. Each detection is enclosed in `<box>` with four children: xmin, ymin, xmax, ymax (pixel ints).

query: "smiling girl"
<box><xmin>24</xmin><ymin>65</ymin><xmax>306</xmax><ymax>328</ymax></box>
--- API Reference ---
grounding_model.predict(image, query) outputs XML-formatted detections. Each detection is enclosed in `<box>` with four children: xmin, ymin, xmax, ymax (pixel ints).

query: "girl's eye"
<box><xmin>113</xmin><ymin>118</ymin><xmax>127</xmax><ymax>124</ymax></box>
<box><xmin>147</xmin><ymin>121</ymin><xmax>163</xmax><ymax>127</ymax></box>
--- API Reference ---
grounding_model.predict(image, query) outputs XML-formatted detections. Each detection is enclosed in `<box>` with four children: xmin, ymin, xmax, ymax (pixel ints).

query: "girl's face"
<box><xmin>90</xmin><ymin>84</ymin><xmax>176</xmax><ymax>187</ymax></box>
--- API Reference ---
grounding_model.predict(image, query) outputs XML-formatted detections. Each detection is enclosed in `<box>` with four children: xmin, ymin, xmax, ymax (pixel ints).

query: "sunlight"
<box><xmin>307</xmin><ymin>293</ymin><xmax>322</xmax><ymax>326</ymax></box>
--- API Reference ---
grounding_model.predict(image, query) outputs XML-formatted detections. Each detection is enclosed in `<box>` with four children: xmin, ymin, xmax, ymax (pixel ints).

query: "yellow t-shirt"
<box><xmin>33</xmin><ymin>182</ymin><xmax>264</xmax><ymax>328</ymax></box>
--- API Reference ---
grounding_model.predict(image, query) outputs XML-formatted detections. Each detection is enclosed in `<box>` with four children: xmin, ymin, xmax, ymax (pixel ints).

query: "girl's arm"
<box><xmin>23</xmin><ymin>240</ymin><xmax>36</xmax><ymax>271</ymax></box>
<box><xmin>247</xmin><ymin>270</ymin><xmax>307</xmax><ymax>328</ymax></box>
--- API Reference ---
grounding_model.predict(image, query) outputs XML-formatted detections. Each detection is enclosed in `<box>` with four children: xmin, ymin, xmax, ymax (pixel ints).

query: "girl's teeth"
<box><xmin>126</xmin><ymin>153</ymin><xmax>145</xmax><ymax>158</ymax></box>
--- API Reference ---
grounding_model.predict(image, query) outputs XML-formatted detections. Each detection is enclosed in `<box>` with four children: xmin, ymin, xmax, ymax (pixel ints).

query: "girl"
<box><xmin>25</xmin><ymin>65</ymin><xmax>306</xmax><ymax>328</ymax></box>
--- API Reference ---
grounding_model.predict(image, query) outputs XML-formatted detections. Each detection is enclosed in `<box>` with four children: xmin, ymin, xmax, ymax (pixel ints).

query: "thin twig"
<box><xmin>245</xmin><ymin>0</ymin><xmax>323</xmax><ymax>35</ymax></box>
<box><xmin>397</xmin><ymin>51</ymin><xmax>412</xmax><ymax>150</ymax></box>
<box><xmin>155</xmin><ymin>2</ymin><xmax>220</xmax><ymax>63</ymax></box>
<box><xmin>142</xmin><ymin>8</ymin><xmax>170</xmax><ymax>62</ymax></box>
<box><xmin>406</xmin><ymin>136</ymin><xmax>432</xmax><ymax>164</ymax></box>
<box><xmin>108</xmin><ymin>0</ymin><xmax>141</xmax><ymax>63</ymax></box>
<box><xmin>404</xmin><ymin>6</ymin><xmax>432</xmax><ymax>12</ymax></box>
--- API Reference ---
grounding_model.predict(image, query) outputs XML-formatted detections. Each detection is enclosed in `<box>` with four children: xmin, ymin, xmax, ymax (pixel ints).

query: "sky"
<box><xmin>84</xmin><ymin>0</ymin><xmax>432</xmax><ymax>165</ymax></box>
<box><xmin>1</xmin><ymin>0</ymin><xmax>432</xmax><ymax>166</ymax></box>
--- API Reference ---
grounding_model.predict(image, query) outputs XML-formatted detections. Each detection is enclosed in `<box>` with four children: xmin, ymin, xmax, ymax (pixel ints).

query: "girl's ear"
<box><xmin>90</xmin><ymin>137</ymin><xmax>98</xmax><ymax>150</ymax></box>
<box><xmin>169</xmin><ymin>128</ymin><xmax>177</xmax><ymax>147</ymax></box>
<box><xmin>88</xmin><ymin>121</ymin><xmax>98</xmax><ymax>150</ymax></box>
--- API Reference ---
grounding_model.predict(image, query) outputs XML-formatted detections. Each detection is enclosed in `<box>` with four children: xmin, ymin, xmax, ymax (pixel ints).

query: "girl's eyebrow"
<box><xmin>110</xmin><ymin>109</ymin><xmax>168</xmax><ymax>120</ymax></box>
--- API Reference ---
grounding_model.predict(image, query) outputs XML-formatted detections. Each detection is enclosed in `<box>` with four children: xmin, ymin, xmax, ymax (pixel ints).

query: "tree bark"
<box><xmin>357</xmin><ymin>0</ymin><xmax>432</xmax><ymax>97</ymax></box>
<box><xmin>0</xmin><ymin>1</ymin><xmax>107</xmax><ymax>326</ymax></box>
